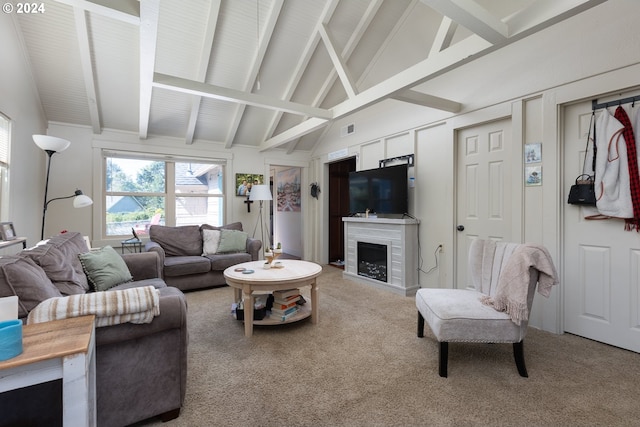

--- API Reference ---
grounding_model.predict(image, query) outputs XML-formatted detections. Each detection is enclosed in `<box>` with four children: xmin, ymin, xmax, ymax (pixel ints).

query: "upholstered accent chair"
<box><xmin>416</xmin><ymin>239</ymin><xmax>557</xmax><ymax>377</ymax></box>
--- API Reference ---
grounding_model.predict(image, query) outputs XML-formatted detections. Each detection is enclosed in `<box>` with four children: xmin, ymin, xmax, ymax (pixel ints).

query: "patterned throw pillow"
<box><xmin>202</xmin><ymin>229</ymin><xmax>222</xmax><ymax>255</ymax></box>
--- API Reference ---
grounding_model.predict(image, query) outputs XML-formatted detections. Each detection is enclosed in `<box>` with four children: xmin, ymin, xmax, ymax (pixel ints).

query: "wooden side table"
<box><xmin>0</xmin><ymin>315</ymin><xmax>97</xmax><ymax>426</ymax></box>
<box><xmin>0</xmin><ymin>237</ymin><xmax>27</xmax><ymax>251</ymax></box>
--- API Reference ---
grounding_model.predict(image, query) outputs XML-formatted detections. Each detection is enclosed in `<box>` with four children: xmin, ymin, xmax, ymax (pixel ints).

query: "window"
<box><xmin>104</xmin><ymin>153</ymin><xmax>225</xmax><ymax>237</ymax></box>
<box><xmin>0</xmin><ymin>114</ymin><xmax>10</xmax><ymax>220</ymax></box>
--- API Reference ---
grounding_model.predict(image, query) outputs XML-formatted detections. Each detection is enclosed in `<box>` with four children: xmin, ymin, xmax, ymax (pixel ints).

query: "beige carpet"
<box><xmin>138</xmin><ymin>265</ymin><xmax>640</xmax><ymax>427</ymax></box>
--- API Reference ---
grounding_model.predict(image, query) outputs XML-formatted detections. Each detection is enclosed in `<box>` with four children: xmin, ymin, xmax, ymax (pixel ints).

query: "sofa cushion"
<box><xmin>163</xmin><ymin>256</ymin><xmax>211</xmax><ymax>277</ymax></box>
<box><xmin>202</xmin><ymin>229</ymin><xmax>222</xmax><ymax>255</ymax></box>
<box><xmin>206</xmin><ymin>252</ymin><xmax>252</xmax><ymax>270</ymax></box>
<box><xmin>217</xmin><ymin>229</ymin><xmax>248</xmax><ymax>254</ymax></box>
<box><xmin>39</xmin><ymin>231</ymin><xmax>91</xmax><ymax>292</ymax></box>
<box><xmin>150</xmin><ymin>225</ymin><xmax>202</xmax><ymax>257</ymax></box>
<box><xmin>201</xmin><ymin>221</ymin><xmax>243</xmax><ymax>232</ymax></box>
<box><xmin>22</xmin><ymin>243</ymin><xmax>89</xmax><ymax>295</ymax></box>
<box><xmin>0</xmin><ymin>256</ymin><xmax>62</xmax><ymax>318</ymax></box>
<box><xmin>78</xmin><ymin>246</ymin><xmax>133</xmax><ymax>292</ymax></box>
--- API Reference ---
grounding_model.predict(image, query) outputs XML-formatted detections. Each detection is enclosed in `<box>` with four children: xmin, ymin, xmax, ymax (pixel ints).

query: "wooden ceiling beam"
<box><xmin>138</xmin><ymin>0</ymin><xmax>160</xmax><ymax>140</ymax></box>
<box><xmin>153</xmin><ymin>73</ymin><xmax>333</xmax><ymax>120</ymax></box>
<box><xmin>224</xmin><ymin>0</ymin><xmax>284</xmax><ymax>148</ymax></box>
<box><xmin>185</xmin><ymin>0</ymin><xmax>221</xmax><ymax>145</ymax></box>
<box><xmin>421</xmin><ymin>0</ymin><xmax>508</xmax><ymax>44</ymax></box>
<box><xmin>72</xmin><ymin>7</ymin><xmax>102</xmax><ymax>134</ymax></box>
<box><xmin>54</xmin><ymin>0</ymin><xmax>140</xmax><ymax>25</ymax></box>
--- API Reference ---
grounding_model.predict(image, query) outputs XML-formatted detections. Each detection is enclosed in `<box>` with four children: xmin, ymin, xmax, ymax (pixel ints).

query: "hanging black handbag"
<box><xmin>568</xmin><ymin>174</ymin><xmax>596</xmax><ymax>205</ymax></box>
<box><xmin>568</xmin><ymin>112</ymin><xmax>597</xmax><ymax>206</ymax></box>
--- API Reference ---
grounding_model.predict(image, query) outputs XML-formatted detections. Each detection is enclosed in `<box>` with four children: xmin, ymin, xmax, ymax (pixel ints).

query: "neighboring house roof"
<box><xmin>107</xmin><ymin>195</ymin><xmax>144</xmax><ymax>213</ymax></box>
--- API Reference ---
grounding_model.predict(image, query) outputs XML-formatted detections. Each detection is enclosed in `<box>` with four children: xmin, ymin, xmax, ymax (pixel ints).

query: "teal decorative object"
<box><xmin>0</xmin><ymin>319</ymin><xmax>23</xmax><ymax>361</ymax></box>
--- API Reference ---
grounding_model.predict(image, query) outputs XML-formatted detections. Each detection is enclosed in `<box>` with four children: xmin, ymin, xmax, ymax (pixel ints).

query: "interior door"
<box><xmin>328</xmin><ymin>158</ymin><xmax>356</xmax><ymax>264</ymax></box>
<box><xmin>563</xmin><ymin>100</ymin><xmax>640</xmax><ymax>352</ymax></box>
<box><xmin>455</xmin><ymin>118</ymin><xmax>513</xmax><ymax>288</ymax></box>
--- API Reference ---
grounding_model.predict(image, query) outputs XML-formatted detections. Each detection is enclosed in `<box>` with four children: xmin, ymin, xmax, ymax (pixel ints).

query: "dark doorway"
<box><xmin>328</xmin><ymin>157</ymin><xmax>356</xmax><ymax>265</ymax></box>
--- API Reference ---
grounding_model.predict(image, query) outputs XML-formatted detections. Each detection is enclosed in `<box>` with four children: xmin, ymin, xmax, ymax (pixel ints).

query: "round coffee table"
<box><xmin>223</xmin><ymin>260</ymin><xmax>322</xmax><ymax>337</ymax></box>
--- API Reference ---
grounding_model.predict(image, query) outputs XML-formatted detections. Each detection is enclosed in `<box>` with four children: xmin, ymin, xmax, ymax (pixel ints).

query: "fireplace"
<box><xmin>357</xmin><ymin>241</ymin><xmax>387</xmax><ymax>282</ymax></box>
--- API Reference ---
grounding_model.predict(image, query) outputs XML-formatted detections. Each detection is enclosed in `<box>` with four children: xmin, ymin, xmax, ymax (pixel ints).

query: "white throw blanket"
<box><xmin>481</xmin><ymin>244</ymin><xmax>559</xmax><ymax>325</ymax></box>
<box><xmin>27</xmin><ymin>286</ymin><xmax>160</xmax><ymax>327</ymax></box>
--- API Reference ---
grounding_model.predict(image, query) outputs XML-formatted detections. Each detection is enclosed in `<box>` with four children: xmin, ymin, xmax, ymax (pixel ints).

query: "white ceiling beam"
<box><xmin>392</xmin><ymin>90</ymin><xmax>461</xmax><ymax>112</ymax></box>
<box><xmin>224</xmin><ymin>0</ymin><xmax>284</xmax><ymax>148</ymax></box>
<box><xmin>72</xmin><ymin>8</ymin><xmax>101</xmax><ymax>134</ymax></box>
<box><xmin>265</xmin><ymin>35</ymin><xmax>489</xmax><ymax>149</ymax></box>
<box><xmin>153</xmin><ymin>73</ymin><xmax>333</xmax><ymax>120</ymax></box>
<box><xmin>421</xmin><ymin>0</ymin><xmax>508</xmax><ymax>44</ymax></box>
<box><xmin>138</xmin><ymin>0</ymin><xmax>160</xmax><ymax>140</ymax></box>
<box><xmin>274</xmin><ymin>0</ymin><xmax>605</xmax><ymax>151</ymax></box>
<box><xmin>185</xmin><ymin>0</ymin><xmax>221</xmax><ymax>145</ymax></box>
<box><xmin>260</xmin><ymin>118</ymin><xmax>329</xmax><ymax>152</ymax></box>
<box><xmin>54</xmin><ymin>0</ymin><xmax>140</xmax><ymax>25</ymax></box>
<box><xmin>318</xmin><ymin>24</ymin><xmax>358</xmax><ymax>99</ymax></box>
<box><xmin>263</xmin><ymin>0</ymin><xmax>341</xmax><ymax>150</ymax></box>
<box><xmin>429</xmin><ymin>16</ymin><xmax>458</xmax><ymax>56</ymax></box>
<box><xmin>505</xmin><ymin>0</ymin><xmax>607</xmax><ymax>38</ymax></box>
<box><xmin>286</xmin><ymin>0</ymin><xmax>383</xmax><ymax>154</ymax></box>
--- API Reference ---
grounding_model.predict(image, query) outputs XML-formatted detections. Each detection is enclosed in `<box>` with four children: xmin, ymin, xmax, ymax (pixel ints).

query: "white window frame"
<box><xmin>0</xmin><ymin>113</ymin><xmax>10</xmax><ymax>221</ymax></box>
<box><xmin>102</xmin><ymin>150</ymin><xmax>226</xmax><ymax>238</ymax></box>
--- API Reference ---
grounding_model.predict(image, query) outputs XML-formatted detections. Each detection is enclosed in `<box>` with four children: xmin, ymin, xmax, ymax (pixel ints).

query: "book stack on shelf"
<box><xmin>270</xmin><ymin>289</ymin><xmax>300</xmax><ymax>321</ymax></box>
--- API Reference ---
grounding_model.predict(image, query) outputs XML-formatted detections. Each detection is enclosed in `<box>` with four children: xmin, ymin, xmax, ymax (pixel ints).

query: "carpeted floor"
<box><xmin>138</xmin><ymin>265</ymin><xmax>640</xmax><ymax>427</ymax></box>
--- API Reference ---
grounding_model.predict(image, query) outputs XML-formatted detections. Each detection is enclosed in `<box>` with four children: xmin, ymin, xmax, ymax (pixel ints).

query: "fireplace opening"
<box><xmin>357</xmin><ymin>241</ymin><xmax>387</xmax><ymax>282</ymax></box>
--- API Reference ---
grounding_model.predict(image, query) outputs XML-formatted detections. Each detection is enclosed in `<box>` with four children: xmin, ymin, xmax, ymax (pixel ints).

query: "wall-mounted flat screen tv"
<box><xmin>348</xmin><ymin>164</ymin><xmax>408</xmax><ymax>215</ymax></box>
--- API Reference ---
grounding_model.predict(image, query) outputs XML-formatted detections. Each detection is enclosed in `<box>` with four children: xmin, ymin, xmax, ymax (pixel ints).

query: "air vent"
<box><xmin>340</xmin><ymin>123</ymin><xmax>355</xmax><ymax>137</ymax></box>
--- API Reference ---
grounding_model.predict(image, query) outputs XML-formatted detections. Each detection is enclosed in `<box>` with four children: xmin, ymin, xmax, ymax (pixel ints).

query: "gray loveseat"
<box><xmin>0</xmin><ymin>231</ymin><xmax>188</xmax><ymax>427</ymax></box>
<box><xmin>145</xmin><ymin>222</ymin><xmax>262</xmax><ymax>291</ymax></box>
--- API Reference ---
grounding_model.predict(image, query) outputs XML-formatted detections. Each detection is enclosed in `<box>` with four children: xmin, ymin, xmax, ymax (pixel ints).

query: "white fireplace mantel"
<box><xmin>342</xmin><ymin>217</ymin><xmax>420</xmax><ymax>296</ymax></box>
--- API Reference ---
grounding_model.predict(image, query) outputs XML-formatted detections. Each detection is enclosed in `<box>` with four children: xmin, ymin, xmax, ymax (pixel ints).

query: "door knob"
<box><xmin>456</xmin><ymin>225</ymin><xmax>465</xmax><ymax>231</ymax></box>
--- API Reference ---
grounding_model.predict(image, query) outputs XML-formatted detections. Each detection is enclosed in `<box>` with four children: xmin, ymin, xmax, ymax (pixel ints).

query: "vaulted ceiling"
<box><xmin>15</xmin><ymin>0</ymin><xmax>606</xmax><ymax>154</ymax></box>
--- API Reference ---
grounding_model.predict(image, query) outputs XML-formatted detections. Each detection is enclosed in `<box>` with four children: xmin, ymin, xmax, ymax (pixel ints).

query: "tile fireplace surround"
<box><xmin>342</xmin><ymin>217</ymin><xmax>419</xmax><ymax>296</ymax></box>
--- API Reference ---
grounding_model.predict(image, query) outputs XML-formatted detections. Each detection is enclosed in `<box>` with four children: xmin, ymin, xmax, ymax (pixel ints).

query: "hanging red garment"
<box><xmin>614</xmin><ymin>106</ymin><xmax>640</xmax><ymax>231</ymax></box>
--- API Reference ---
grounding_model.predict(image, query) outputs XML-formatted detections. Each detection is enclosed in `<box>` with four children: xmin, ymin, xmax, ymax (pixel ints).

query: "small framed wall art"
<box><xmin>524</xmin><ymin>142</ymin><xmax>542</xmax><ymax>163</ymax></box>
<box><xmin>525</xmin><ymin>166</ymin><xmax>542</xmax><ymax>186</ymax></box>
<box><xmin>0</xmin><ymin>222</ymin><xmax>16</xmax><ymax>240</ymax></box>
<box><xmin>235</xmin><ymin>173</ymin><xmax>264</xmax><ymax>197</ymax></box>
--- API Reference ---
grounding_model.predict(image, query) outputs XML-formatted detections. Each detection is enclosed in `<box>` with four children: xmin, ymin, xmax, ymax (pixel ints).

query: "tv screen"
<box><xmin>349</xmin><ymin>164</ymin><xmax>408</xmax><ymax>215</ymax></box>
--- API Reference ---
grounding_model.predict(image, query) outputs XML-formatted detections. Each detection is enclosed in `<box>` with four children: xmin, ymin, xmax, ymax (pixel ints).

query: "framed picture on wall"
<box><xmin>0</xmin><ymin>222</ymin><xmax>16</xmax><ymax>240</ymax></box>
<box><xmin>235</xmin><ymin>173</ymin><xmax>264</xmax><ymax>197</ymax></box>
<box><xmin>524</xmin><ymin>142</ymin><xmax>542</xmax><ymax>163</ymax></box>
<box><xmin>276</xmin><ymin>168</ymin><xmax>301</xmax><ymax>212</ymax></box>
<box><xmin>525</xmin><ymin>166</ymin><xmax>542</xmax><ymax>186</ymax></box>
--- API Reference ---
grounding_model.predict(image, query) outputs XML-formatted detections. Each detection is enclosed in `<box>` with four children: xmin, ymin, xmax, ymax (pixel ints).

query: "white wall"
<box><xmin>310</xmin><ymin>0</ymin><xmax>640</xmax><ymax>332</ymax></box>
<box><xmin>0</xmin><ymin>15</ymin><xmax>48</xmax><ymax>247</ymax></box>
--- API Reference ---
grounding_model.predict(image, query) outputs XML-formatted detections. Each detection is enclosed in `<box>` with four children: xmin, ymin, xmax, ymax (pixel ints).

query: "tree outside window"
<box><xmin>105</xmin><ymin>156</ymin><xmax>224</xmax><ymax>237</ymax></box>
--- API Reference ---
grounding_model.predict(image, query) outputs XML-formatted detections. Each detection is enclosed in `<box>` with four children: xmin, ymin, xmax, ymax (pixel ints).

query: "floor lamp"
<box><xmin>34</xmin><ymin>135</ymin><xmax>93</xmax><ymax>240</ymax></box>
<box><xmin>249</xmin><ymin>184</ymin><xmax>272</xmax><ymax>251</ymax></box>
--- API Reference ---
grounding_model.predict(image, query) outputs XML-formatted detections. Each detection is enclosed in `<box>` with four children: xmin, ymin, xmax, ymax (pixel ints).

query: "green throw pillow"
<box><xmin>78</xmin><ymin>246</ymin><xmax>133</xmax><ymax>291</ymax></box>
<box><xmin>216</xmin><ymin>229</ymin><xmax>248</xmax><ymax>254</ymax></box>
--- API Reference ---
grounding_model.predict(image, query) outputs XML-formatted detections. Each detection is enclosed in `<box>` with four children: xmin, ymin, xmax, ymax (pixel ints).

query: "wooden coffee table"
<box><xmin>224</xmin><ymin>260</ymin><xmax>322</xmax><ymax>337</ymax></box>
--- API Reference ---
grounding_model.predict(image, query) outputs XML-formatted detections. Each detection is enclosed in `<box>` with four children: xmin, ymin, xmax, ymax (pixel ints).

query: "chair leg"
<box><xmin>417</xmin><ymin>311</ymin><xmax>425</xmax><ymax>337</ymax></box>
<box><xmin>513</xmin><ymin>341</ymin><xmax>528</xmax><ymax>377</ymax></box>
<box><xmin>439</xmin><ymin>341</ymin><xmax>448</xmax><ymax>377</ymax></box>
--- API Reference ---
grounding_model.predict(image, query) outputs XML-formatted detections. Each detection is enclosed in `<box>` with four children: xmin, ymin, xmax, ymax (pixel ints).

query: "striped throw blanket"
<box><xmin>27</xmin><ymin>286</ymin><xmax>160</xmax><ymax>327</ymax></box>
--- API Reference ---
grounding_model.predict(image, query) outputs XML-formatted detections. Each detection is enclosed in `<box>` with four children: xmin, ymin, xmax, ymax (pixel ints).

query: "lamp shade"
<box><xmin>33</xmin><ymin>135</ymin><xmax>71</xmax><ymax>153</ymax></box>
<box><xmin>248</xmin><ymin>185</ymin><xmax>272</xmax><ymax>201</ymax></box>
<box><xmin>72</xmin><ymin>190</ymin><xmax>93</xmax><ymax>208</ymax></box>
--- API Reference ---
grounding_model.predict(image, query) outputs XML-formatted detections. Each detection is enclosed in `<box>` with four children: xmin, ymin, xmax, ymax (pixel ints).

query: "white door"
<box><xmin>563</xmin><ymin>100</ymin><xmax>640</xmax><ymax>352</ymax></box>
<box><xmin>455</xmin><ymin>118</ymin><xmax>513</xmax><ymax>288</ymax></box>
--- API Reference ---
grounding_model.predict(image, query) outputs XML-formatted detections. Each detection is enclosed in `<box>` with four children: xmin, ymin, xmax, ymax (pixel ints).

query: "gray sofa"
<box><xmin>145</xmin><ymin>222</ymin><xmax>262</xmax><ymax>291</ymax></box>
<box><xmin>0</xmin><ymin>231</ymin><xmax>188</xmax><ymax>427</ymax></box>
